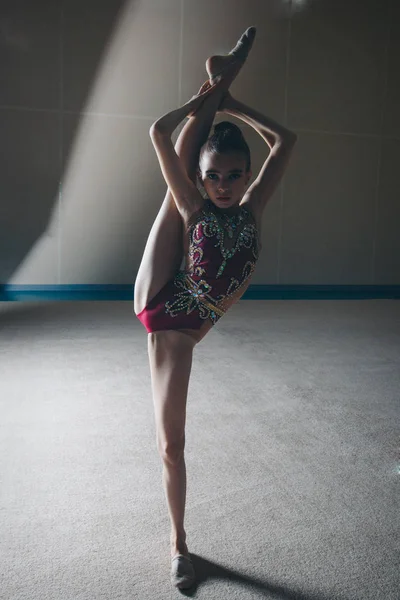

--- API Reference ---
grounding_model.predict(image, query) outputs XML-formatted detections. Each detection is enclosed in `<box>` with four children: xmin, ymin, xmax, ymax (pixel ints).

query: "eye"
<box><xmin>207</xmin><ymin>174</ymin><xmax>240</xmax><ymax>180</ymax></box>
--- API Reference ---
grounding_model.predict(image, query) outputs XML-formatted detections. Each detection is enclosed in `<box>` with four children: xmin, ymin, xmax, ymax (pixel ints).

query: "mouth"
<box><xmin>217</xmin><ymin>197</ymin><xmax>231</xmax><ymax>201</ymax></box>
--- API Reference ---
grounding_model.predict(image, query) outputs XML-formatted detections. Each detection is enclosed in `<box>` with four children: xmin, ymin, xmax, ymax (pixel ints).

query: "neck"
<box><xmin>209</xmin><ymin>199</ymin><xmax>241</xmax><ymax>217</ymax></box>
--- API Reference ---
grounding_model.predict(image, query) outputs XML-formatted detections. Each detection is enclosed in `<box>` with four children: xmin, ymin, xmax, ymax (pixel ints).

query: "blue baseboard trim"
<box><xmin>0</xmin><ymin>284</ymin><xmax>399</xmax><ymax>301</ymax></box>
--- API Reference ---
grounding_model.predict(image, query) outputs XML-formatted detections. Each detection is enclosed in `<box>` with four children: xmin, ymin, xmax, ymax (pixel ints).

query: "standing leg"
<box><xmin>147</xmin><ymin>330</ymin><xmax>196</xmax><ymax>558</ymax></box>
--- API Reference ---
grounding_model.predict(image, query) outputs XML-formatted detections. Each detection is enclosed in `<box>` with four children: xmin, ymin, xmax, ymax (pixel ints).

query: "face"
<box><xmin>197</xmin><ymin>152</ymin><xmax>252</xmax><ymax>212</ymax></box>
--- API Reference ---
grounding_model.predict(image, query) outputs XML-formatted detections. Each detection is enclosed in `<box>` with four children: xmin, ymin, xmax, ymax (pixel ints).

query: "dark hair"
<box><xmin>199</xmin><ymin>121</ymin><xmax>251</xmax><ymax>171</ymax></box>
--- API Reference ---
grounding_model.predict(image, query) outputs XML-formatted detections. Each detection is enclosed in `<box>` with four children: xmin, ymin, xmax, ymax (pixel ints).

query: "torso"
<box><xmin>181</xmin><ymin>196</ymin><xmax>262</xmax><ymax>263</ymax></box>
<box><xmin>164</xmin><ymin>195</ymin><xmax>262</xmax><ymax>345</ymax></box>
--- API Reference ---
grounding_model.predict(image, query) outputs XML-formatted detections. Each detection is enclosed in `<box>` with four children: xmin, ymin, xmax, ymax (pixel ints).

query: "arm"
<box><xmin>219</xmin><ymin>93</ymin><xmax>298</xmax><ymax>213</ymax></box>
<box><xmin>220</xmin><ymin>93</ymin><xmax>297</xmax><ymax>149</ymax></box>
<box><xmin>149</xmin><ymin>83</ymin><xmax>218</xmax><ymax>219</ymax></box>
<box><xmin>152</xmin><ymin>80</ymin><xmax>218</xmax><ymax>136</ymax></box>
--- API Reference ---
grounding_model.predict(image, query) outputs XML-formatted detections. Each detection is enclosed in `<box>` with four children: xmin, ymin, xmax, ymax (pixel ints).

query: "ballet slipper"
<box><xmin>170</xmin><ymin>553</ymin><xmax>196</xmax><ymax>589</ymax></box>
<box><xmin>206</xmin><ymin>26</ymin><xmax>257</xmax><ymax>85</ymax></box>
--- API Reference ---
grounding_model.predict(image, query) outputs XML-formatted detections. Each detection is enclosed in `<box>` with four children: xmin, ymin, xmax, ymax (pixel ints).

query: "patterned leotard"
<box><xmin>136</xmin><ymin>198</ymin><xmax>261</xmax><ymax>337</ymax></box>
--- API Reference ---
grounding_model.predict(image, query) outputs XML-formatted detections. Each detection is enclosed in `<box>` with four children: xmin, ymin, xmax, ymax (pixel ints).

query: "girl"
<box><xmin>134</xmin><ymin>27</ymin><xmax>297</xmax><ymax>589</ymax></box>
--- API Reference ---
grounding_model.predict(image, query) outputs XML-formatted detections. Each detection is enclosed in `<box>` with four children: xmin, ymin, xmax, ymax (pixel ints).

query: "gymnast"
<box><xmin>134</xmin><ymin>26</ymin><xmax>297</xmax><ymax>588</ymax></box>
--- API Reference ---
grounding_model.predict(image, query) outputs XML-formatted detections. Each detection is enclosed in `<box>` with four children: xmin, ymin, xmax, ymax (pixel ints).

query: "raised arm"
<box><xmin>220</xmin><ymin>92</ymin><xmax>297</xmax><ymax>148</ymax></box>
<box><xmin>219</xmin><ymin>92</ymin><xmax>297</xmax><ymax>213</ymax></box>
<box><xmin>149</xmin><ymin>82</ymin><xmax>219</xmax><ymax>220</ymax></box>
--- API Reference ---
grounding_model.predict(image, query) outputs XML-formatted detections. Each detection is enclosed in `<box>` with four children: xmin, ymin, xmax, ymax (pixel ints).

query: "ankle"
<box><xmin>171</xmin><ymin>540</ymin><xmax>189</xmax><ymax>558</ymax></box>
<box><xmin>170</xmin><ymin>530</ymin><xmax>186</xmax><ymax>545</ymax></box>
<box><xmin>210</xmin><ymin>76</ymin><xmax>233</xmax><ymax>97</ymax></box>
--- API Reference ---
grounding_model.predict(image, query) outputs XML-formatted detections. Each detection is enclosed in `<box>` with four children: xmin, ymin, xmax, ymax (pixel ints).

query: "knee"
<box><xmin>158</xmin><ymin>438</ymin><xmax>185</xmax><ymax>466</ymax></box>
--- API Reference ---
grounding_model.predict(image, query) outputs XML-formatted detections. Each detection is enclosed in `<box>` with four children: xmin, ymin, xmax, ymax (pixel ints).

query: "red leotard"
<box><xmin>136</xmin><ymin>199</ymin><xmax>261</xmax><ymax>335</ymax></box>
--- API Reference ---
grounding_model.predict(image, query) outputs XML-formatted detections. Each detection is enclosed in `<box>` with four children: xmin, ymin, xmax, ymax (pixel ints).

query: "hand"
<box><xmin>151</xmin><ymin>80</ymin><xmax>220</xmax><ymax>136</ymax></box>
<box><xmin>185</xmin><ymin>80</ymin><xmax>218</xmax><ymax>117</ymax></box>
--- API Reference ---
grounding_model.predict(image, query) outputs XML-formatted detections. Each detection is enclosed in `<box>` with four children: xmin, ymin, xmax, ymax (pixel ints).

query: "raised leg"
<box><xmin>134</xmin><ymin>27</ymin><xmax>257</xmax><ymax>316</ymax></box>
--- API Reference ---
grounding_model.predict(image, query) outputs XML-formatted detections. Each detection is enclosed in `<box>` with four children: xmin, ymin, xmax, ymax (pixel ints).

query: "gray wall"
<box><xmin>1</xmin><ymin>0</ymin><xmax>399</xmax><ymax>287</ymax></box>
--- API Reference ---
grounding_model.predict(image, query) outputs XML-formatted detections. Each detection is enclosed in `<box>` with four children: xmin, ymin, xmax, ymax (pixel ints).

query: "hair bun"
<box><xmin>199</xmin><ymin>119</ymin><xmax>251</xmax><ymax>172</ymax></box>
<box><xmin>214</xmin><ymin>121</ymin><xmax>242</xmax><ymax>137</ymax></box>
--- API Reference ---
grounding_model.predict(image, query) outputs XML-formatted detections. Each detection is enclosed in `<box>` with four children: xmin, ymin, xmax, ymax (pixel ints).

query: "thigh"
<box><xmin>134</xmin><ymin>190</ymin><xmax>184</xmax><ymax>315</ymax></box>
<box><xmin>148</xmin><ymin>330</ymin><xmax>196</xmax><ymax>453</ymax></box>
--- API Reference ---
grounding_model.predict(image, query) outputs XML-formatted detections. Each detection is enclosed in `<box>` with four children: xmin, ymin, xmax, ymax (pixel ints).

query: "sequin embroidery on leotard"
<box><xmin>163</xmin><ymin>199</ymin><xmax>261</xmax><ymax>325</ymax></box>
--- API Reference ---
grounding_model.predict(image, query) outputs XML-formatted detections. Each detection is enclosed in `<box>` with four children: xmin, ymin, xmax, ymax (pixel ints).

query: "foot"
<box><xmin>206</xmin><ymin>26</ymin><xmax>257</xmax><ymax>85</ymax></box>
<box><xmin>171</xmin><ymin>552</ymin><xmax>196</xmax><ymax>589</ymax></box>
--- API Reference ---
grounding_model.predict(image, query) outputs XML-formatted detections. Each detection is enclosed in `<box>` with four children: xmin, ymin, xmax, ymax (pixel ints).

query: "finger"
<box><xmin>187</xmin><ymin>82</ymin><xmax>218</xmax><ymax>113</ymax></box>
<box><xmin>200</xmin><ymin>80</ymin><xmax>218</xmax><ymax>94</ymax></box>
<box><xmin>187</xmin><ymin>92</ymin><xmax>210</xmax><ymax>115</ymax></box>
<box><xmin>197</xmin><ymin>81</ymin><xmax>210</xmax><ymax>94</ymax></box>
<box><xmin>196</xmin><ymin>84</ymin><xmax>217</xmax><ymax>100</ymax></box>
<box><xmin>188</xmin><ymin>85</ymin><xmax>214</xmax><ymax>105</ymax></box>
